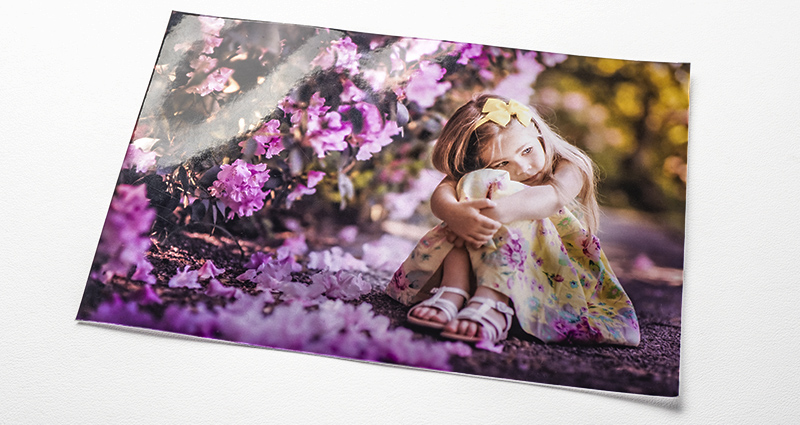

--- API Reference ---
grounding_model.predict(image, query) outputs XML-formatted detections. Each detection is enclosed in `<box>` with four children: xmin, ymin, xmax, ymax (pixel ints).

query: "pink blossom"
<box><xmin>305</xmin><ymin>111</ymin><xmax>353</xmax><ymax>158</ymax></box>
<box><xmin>310</xmin><ymin>270</ymin><xmax>372</xmax><ymax>301</ymax></box>
<box><xmin>240</xmin><ymin>119</ymin><xmax>284</xmax><ymax>158</ymax></box>
<box><xmin>198</xmin><ymin>16</ymin><xmax>224</xmax><ymax>36</ymax></box>
<box><xmin>339</xmin><ymin>80</ymin><xmax>365</xmax><ymax>102</ymax></box>
<box><xmin>202</xmin><ymin>34</ymin><xmax>223</xmax><ymax>54</ymax></box>
<box><xmin>131</xmin><ymin>258</ymin><xmax>156</xmax><ymax>285</ymax></box>
<box><xmin>338</xmin><ymin>102</ymin><xmax>401</xmax><ymax>161</ymax></box>
<box><xmin>205</xmin><ymin>278</ymin><xmax>242</xmax><ymax>299</ymax></box>
<box><xmin>279</xmin><ymin>235</ymin><xmax>308</xmax><ymax>257</ymax></box>
<box><xmin>244</xmin><ymin>251</ymin><xmax>271</xmax><ymax>268</ymax></box>
<box><xmin>361</xmin><ymin>66</ymin><xmax>388</xmax><ymax>92</ymax></box>
<box><xmin>307</xmin><ymin>170</ymin><xmax>325</xmax><ymax>188</ymax></box>
<box><xmin>310</xmin><ymin>36</ymin><xmax>361</xmax><ymax>74</ymax></box>
<box><xmin>454</xmin><ymin>43</ymin><xmax>484</xmax><ymax>65</ymax></box>
<box><xmin>382</xmin><ymin>168</ymin><xmax>443</xmax><ymax>220</ymax></box>
<box><xmin>582</xmin><ymin>234</ymin><xmax>602</xmax><ymax>263</ymax></box>
<box><xmin>131</xmin><ymin>284</ymin><xmax>162</xmax><ymax>305</ymax></box>
<box><xmin>397</xmin><ymin>38</ymin><xmax>442</xmax><ymax>63</ymax></box>
<box><xmin>240</xmin><ymin>253</ymin><xmax>301</xmax><ymax>291</ymax></box>
<box><xmin>122</xmin><ymin>144</ymin><xmax>157</xmax><ymax>173</ymax></box>
<box><xmin>540</xmin><ymin>52</ymin><xmax>568</xmax><ymax>67</ymax></box>
<box><xmin>87</xmin><ymin>294</ymin><xmax>156</xmax><ymax>328</ymax></box>
<box><xmin>492</xmin><ymin>51</ymin><xmax>543</xmax><ymax>101</ymax></box>
<box><xmin>169</xmin><ymin>265</ymin><xmax>202</xmax><ymax>289</ymax></box>
<box><xmin>198</xmin><ymin>260</ymin><xmax>226</xmax><ymax>280</ymax></box>
<box><xmin>307</xmin><ymin>247</ymin><xmax>367</xmax><ymax>272</ymax></box>
<box><xmin>362</xmin><ymin>234</ymin><xmax>415</xmax><ymax>272</ymax></box>
<box><xmin>278</xmin><ymin>281</ymin><xmax>327</xmax><ymax>305</ymax></box>
<box><xmin>188</xmin><ymin>67</ymin><xmax>234</xmax><ymax>96</ymax></box>
<box><xmin>189</xmin><ymin>54</ymin><xmax>218</xmax><ymax>73</ymax></box>
<box><xmin>95</xmin><ymin>184</ymin><xmax>155</xmax><ymax>284</ymax></box>
<box><xmin>405</xmin><ymin>61</ymin><xmax>451</xmax><ymax>108</ymax></box>
<box><xmin>208</xmin><ymin>159</ymin><xmax>271</xmax><ymax>219</ymax></box>
<box><xmin>286</xmin><ymin>184</ymin><xmax>316</xmax><ymax>208</ymax></box>
<box><xmin>337</xmin><ymin>225</ymin><xmax>359</xmax><ymax>244</ymax></box>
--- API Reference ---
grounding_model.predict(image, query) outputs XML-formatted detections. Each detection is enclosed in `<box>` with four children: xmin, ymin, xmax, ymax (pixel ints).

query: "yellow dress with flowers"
<box><xmin>386</xmin><ymin>169</ymin><xmax>640</xmax><ymax>346</ymax></box>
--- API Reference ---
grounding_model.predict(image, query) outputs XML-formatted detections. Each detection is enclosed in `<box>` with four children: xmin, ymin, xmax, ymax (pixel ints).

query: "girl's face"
<box><xmin>483</xmin><ymin>122</ymin><xmax>546</xmax><ymax>184</ymax></box>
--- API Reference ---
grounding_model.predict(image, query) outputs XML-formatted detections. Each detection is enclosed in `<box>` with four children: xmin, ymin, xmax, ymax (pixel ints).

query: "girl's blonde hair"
<box><xmin>431</xmin><ymin>93</ymin><xmax>600</xmax><ymax>235</ymax></box>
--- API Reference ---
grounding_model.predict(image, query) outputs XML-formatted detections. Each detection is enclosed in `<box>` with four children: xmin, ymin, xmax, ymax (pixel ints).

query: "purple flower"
<box><xmin>198</xmin><ymin>16</ymin><xmax>224</xmax><ymax>36</ymax></box>
<box><xmin>493</xmin><ymin>51</ymin><xmax>544</xmax><ymax>102</ymax></box>
<box><xmin>205</xmin><ymin>278</ymin><xmax>242</xmax><ymax>299</ymax></box>
<box><xmin>306</xmin><ymin>111</ymin><xmax>353</xmax><ymax>158</ymax></box>
<box><xmin>131</xmin><ymin>284</ymin><xmax>162</xmax><ymax>305</ymax></box>
<box><xmin>310</xmin><ymin>36</ymin><xmax>361</xmax><ymax>74</ymax></box>
<box><xmin>240</xmin><ymin>119</ymin><xmax>284</xmax><ymax>158</ymax></box>
<box><xmin>208</xmin><ymin>159</ymin><xmax>271</xmax><ymax>219</ymax></box>
<box><xmin>311</xmin><ymin>270</ymin><xmax>372</xmax><ymax>301</ymax></box>
<box><xmin>168</xmin><ymin>265</ymin><xmax>202</xmax><ymax>289</ymax></box>
<box><xmin>307</xmin><ymin>247</ymin><xmax>367</xmax><ymax>272</ymax></box>
<box><xmin>338</xmin><ymin>102</ymin><xmax>401</xmax><ymax>161</ymax></box>
<box><xmin>405</xmin><ymin>61</ymin><xmax>451</xmax><ymax>108</ymax></box>
<box><xmin>286</xmin><ymin>184</ymin><xmax>316</xmax><ymax>208</ymax></box>
<box><xmin>95</xmin><ymin>184</ymin><xmax>156</xmax><ymax>284</ymax></box>
<box><xmin>131</xmin><ymin>258</ymin><xmax>156</xmax><ymax>285</ymax></box>
<box><xmin>122</xmin><ymin>144</ymin><xmax>157</xmax><ymax>173</ymax></box>
<box><xmin>454</xmin><ymin>43</ymin><xmax>484</xmax><ymax>65</ymax></box>
<box><xmin>88</xmin><ymin>294</ymin><xmax>156</xmax><ymax>328</ymax></box>
<box><xmin>540</xmin><ymin>52</ymin><xmax>568</xmax><ymax>67</ymax></box>
<box><xmin>582</xmin><ymin>234</ymin><xmax>602</xmax><ymax>262</ymax></box>
<box><xmin>188</xmin><ymin>67</ymin><xmax>234</xmax><ymax>96</ymax></box>
<box><xmin>198</xmin><ymin>260</ymin><xmax>226</xmax><ymax>280</ymax></box>
<box><xmin>279</xmin><ymin>235</ymin><xmax>308</xmax><ymax>257</ymax></box>
<box><xmin>337</xmin><ymin>225</ymin><xmax>358</xmax><ymax>244</ymax></box>
<box><xmin>307</xmin><ymin>170</ymin><xmax>325</xmax><ymax>188</ymax></box>
<box><xmin>189</xmin><ymin>54</ymin><xmax>218</xmax><ymax>74</ymax></box>
<box><xmin>339</xmin><ymin>80</ymin><xmax>365</xmax><ymax>103</ymax></box>
<box><xmin>362</xmin><ymin>234</ymin><xmax>415</xmax><ymax>272</ymax></box>
<box><xmin>202</xmin><ymin>34</ymin><xmax>223</xmax><ymax>54</ymax></box>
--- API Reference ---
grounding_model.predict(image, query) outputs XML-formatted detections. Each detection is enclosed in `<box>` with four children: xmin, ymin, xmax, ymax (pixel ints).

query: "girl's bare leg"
<box><xmin>410</xmin><ymin>246</ymin><xmax>471</xmax><ymax>325</ymax></box>
<box><xmin>444</xmin><ymin>285</ymin><xmax>511</xmax><ymax>340</ymax></box>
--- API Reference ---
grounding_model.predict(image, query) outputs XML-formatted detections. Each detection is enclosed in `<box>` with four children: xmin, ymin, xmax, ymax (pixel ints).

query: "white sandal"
<box><xmin>407</xmin><ymin>286</ymin><xmax>470</xmax><ymax>330</ymax></box>
<box><xmin>440</xmin><ymin>296</ymin><xmax>514</xmax><ymax>343</ymax></box>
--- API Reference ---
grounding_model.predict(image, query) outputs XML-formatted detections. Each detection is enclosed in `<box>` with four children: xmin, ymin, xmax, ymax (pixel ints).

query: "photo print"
<box><xmin>76</xmin><ymin>11</ymin><xmax>689</xmax><ymax>396</ymax></box>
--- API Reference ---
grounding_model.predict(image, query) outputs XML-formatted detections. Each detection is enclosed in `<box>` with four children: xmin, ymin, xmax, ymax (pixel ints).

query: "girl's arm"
<box><xmin>431</xmin><ymin>177</ymin><xmax>501</xmax><ymax>247</ymax></box>
<box><xmin>483</xmin><ymin>162</ymin><xmax>584</xmax><ymax>223</ymax></box>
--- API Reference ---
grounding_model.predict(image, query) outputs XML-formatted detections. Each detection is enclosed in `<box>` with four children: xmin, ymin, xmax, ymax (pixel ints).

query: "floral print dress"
<box><xmin>386</xmin><ymin>169</ymin><xmax>640</xmax><ymax>346</ymax></box>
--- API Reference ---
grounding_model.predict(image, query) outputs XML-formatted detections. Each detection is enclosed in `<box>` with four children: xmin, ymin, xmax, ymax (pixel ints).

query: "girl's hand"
<box><xmin>443</xmin><ymin>199</ymin><xmax>501</xmax><ymax>248</ymax></box>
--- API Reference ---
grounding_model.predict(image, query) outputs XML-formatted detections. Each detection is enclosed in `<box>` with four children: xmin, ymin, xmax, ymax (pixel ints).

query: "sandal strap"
<box><xmin>413</xmin><ymin>286</ymin><xmax>470</xmax><ymax>322</ymax></box>
<box><xmin>455</xmin><ymin>296</ymin><xmax>514</xmax><ymax>342</ymax></box>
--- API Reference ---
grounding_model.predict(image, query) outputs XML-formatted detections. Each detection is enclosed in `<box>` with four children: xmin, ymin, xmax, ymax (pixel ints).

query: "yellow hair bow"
<box><xmin>473</xmin><ymin>98</ymin><xmax>533</xmax><ymax>129</ymax></box>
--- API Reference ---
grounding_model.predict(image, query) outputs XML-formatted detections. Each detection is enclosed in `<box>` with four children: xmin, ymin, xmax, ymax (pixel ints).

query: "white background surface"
<box><xmin>2</xmin><ymin>1</ymin><xmax>798</xmax><ymax>423</ymax></box>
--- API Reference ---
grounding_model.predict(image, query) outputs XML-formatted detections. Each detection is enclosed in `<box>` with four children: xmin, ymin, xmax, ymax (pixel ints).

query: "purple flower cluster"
<box><xmin>187</xmin><ymin>67</ymin><xmax>235</xmax><ymax>96</ymax></box>
<box><xmin>208</xmin><ymin>159</ymin><xmax>271</xmax><ymax>219</ymax></box>
<box><xmin>239</xmin><ymin>119</ymin><xmax>284</xmax><ymax>158</ymax></box>
<box><xmin>95</xmin><ymin>184</ymin><xmax>156</xmax><ymax>284</ymax></box>
<box><xmin>88</xmin><ymin>294</ymin><xmax>471</xmax><ymax>371</ymax></box>
<box><xmin>307</xmin><ymin>246</ymin><xmax>368</xmax><ymax>272</ymax></box>
<box><xmin>404</xmin><ymin>61</ymin><xmax>451</xmax><ymax>108</ymax></box>
<box><xmin>122</xmin><ymin>144</ymin><xmax>157</xmax><ymax>173</ymax></box>
<box><xmin>339</xmin><ymin>101</ymin><xmax>402</xmax><ymax>161</ymax></box>
<box><xmin>282</xmin><ymin>92</ymin><xmax>353</xmax><ymax>158</ymax></box>
<box><xmin>310</xmin><ymin>36</ymin><xmax>361</xmax><ymax>74</ymax></box>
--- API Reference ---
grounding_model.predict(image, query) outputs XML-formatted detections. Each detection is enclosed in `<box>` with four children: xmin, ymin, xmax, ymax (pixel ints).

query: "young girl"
<box><xmin>386</xmin><ymin>94</ymin><xmax>640</xmax><ymax>346</ymax></box>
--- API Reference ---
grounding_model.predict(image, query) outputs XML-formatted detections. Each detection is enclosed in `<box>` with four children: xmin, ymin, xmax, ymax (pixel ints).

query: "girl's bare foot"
<box><xmin>443</xmin><ymin>286</ymin><xmax>511</xmax><ymax>340</ymax></box>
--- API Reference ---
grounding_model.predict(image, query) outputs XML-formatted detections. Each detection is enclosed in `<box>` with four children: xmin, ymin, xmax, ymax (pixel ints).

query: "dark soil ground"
<box><xmin>78</xmin><ymin>209</ymin><xmax>683</xmax><ymax>397</ymax></box>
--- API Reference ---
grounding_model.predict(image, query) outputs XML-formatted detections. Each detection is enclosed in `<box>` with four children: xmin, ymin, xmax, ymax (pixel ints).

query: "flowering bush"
<box><xmin>93</xmin><ymin>184</ymin><xmax>156</xmax><ymax>284</ymax></box>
